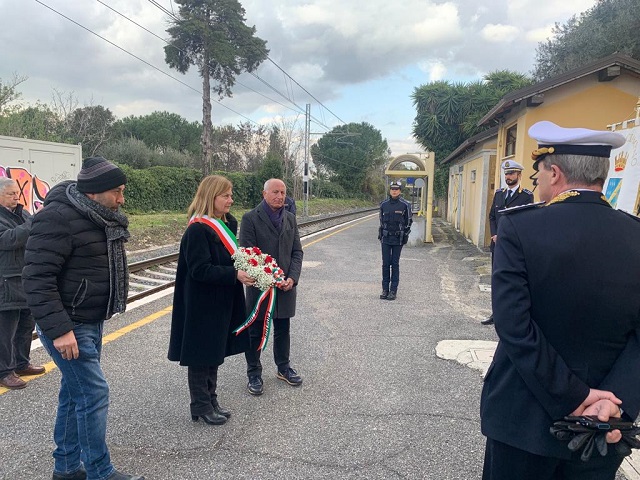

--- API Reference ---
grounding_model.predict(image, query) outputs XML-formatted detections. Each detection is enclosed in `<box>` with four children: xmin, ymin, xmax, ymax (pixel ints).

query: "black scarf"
<box><xmin>262</xmin><ymin>199</ymin><xmax>284</xmax><ymax>231</ymax></box>
<box><xmin>67</xmin><ymin>183</ymin><xmax>130</xmax><ymax>319</ymax></box>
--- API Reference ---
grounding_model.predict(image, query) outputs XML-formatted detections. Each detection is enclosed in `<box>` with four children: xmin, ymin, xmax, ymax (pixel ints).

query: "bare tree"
<box><xmin>0</xmin><ymin>73</ymin><xmax>28</xmax><ymax>114</ymax></box>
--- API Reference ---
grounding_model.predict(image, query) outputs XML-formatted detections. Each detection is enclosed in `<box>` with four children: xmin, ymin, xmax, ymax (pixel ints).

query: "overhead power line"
<box><xmin>34</xmin><ymin>0</ymin><xmax>259</xmax><ymax>125</ymax></box>
<box><xmin>145</xmin><ymin>0</ymin><xmax>345</xmax><ymax>127</ymax></box>
<box><xmin>95</xmin><ymin>0</ymin><xmax>313</xmax><ymax>124</ymax></box>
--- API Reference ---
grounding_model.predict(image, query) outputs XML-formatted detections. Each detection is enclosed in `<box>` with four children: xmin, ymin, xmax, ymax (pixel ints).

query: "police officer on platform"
<box><xmin>482</xmin><ymin>160</ymin><xmax>534</xmax><ymax>325</ymax></box>
<box><xmin>378</xmin><ymin>180</ymin><xmax>412</xmax><ymax>301</ymax></box>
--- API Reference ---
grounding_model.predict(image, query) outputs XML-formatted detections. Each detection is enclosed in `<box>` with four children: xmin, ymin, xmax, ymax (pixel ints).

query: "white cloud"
<box><xmin>526</xmin><ymin>25</ymin><xmax>555</xmax><ymax>43</ymax></box>
<box><xmin>418</xmin><ymin>61</ymin><xmax>448</xmax><ymax>82</ymax></box>
<box><xmin>481</xmin><ymin>24</ymin><xmax>521</xmax><ymax>42</ymax></box>
<box><xmin>0</xmin><ymin>0</ymin><xmax>606</xmax><ymax>159</ymax></box>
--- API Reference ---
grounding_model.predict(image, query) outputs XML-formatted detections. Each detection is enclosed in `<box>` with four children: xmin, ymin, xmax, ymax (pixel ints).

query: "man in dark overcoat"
<box><xmin>482</xmin><ymin>159</ymin><xmax>533</xmax><ymax>325</ymax></box>
<box><xmin>0</xmin><ymin>177</ymin><xmax>44</xmax><ymax>390</ymax></box>
<box><xmin>240</xmin><ymin>178</ymin><xmax>303</xmax><ymax>396</ymax></box>
<box><xmin>481</xmin><ymin>121</ymin><xmax>640</xmax><ymax>480</ymax></box>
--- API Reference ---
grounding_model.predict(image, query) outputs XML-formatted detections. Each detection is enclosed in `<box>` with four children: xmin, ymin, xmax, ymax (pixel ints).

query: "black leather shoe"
<box><xmin>379</xmin><ymin>290</ymin><xmax>389</xmax><ymax>299</ymax></box>
<box><xmin>481</xmin><ymin>315</ymin><xmax>494</xmax><ymax>325</ymax></box>
<box><xmin>106</xmin><ymin>470</ymin><xmax>145</xmax><ymax>480</ymax></box>
<box><xmin>247</xmin><ymin>375</ymin><xmax>264</xmax><ymax>396</ymax></box>
<box><xmin>52</xmin><ymin>467</ymin><xmax>87</xmax><ymax>480</ymax></box>
<box><xmin>277</xmin><ymin>367</ymin><xmax>303</xmax><ymax>386</ymax></box>
<box><xmin>191</xmin><ymin>412</ymin><xmax>227</xmax><ymax>425</ymax></box>
<box><xmin>212</xmin><ymin>399</ymin><xmax>231</xmax><ymax>418</ymax></box>
<box><xmin>386</xmin><ymin>291</ymin><xmax>396</xmax><ymax>301</ymax></box>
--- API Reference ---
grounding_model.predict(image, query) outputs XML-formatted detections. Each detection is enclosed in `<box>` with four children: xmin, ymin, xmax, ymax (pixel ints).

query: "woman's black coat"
<box><xmin>168</xmin><ymin>215</ymin><xmax>249</xmax><ymax>366</ymax></box>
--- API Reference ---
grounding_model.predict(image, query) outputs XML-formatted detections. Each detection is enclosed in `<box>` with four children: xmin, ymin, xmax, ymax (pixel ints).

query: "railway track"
<box><xmin>126</xmin><ymin>208</ymin><xmax>378</xmax><ymax>303</ymax></box>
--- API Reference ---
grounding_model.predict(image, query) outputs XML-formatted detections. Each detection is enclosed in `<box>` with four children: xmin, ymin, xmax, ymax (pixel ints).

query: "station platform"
<box><xmin>0</xmin><ymin>216</ymin><xmax>635</xmax><ymax>479</ymax></box>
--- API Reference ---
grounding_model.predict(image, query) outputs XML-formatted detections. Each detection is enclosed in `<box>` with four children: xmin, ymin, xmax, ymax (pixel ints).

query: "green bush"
<box><xmin>122</xmin><ymin>165</ymin><xmax>202</xmax><ymax>212</ymax></box>
<box><xmin>313</xmin><ymin>179</ymin><xmax>349</xmax><ymax>199</ymax></box>
<box><xmin>120</xmin><ymin>164</ymin><xmax>364</xmax><ymax>213</ymax></box>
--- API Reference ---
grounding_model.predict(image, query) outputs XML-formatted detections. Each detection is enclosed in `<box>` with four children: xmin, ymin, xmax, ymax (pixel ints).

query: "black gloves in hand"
<box><xmin>550</xmin><ymin>416</ymin><xmax>640</xmax><ymax>462</ymax></box>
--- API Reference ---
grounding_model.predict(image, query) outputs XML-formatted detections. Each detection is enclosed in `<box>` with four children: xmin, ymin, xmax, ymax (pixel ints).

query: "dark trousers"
<box><xmin>0</xmin><ymin>309</ymin><xmax>35</xmax><ymax>378</ymax></box>
<box><xmin>381</xmin><ymin>243</ymin><xmax>403</xmax><ymax>292</ymax></box>
<box><xmin>187</xmin><ymin>365</ymin><xmax>219</xmax><ymax>416</ymax></box>
<box><xmin>482</xmin><ymin>438</ymin><xmax>624</xmax><ymax>480</ymax></box>
<box><xmin>245</xmin><ymin>317</ymin><xmax>290</xmax><ymax>377</ymax></box>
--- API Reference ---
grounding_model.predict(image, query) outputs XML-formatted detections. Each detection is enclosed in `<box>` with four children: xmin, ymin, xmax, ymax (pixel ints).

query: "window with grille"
<box><xmin>505</xmin><ymin>124</ymin><xmax>517</xmax><ymax>157</ymax></box>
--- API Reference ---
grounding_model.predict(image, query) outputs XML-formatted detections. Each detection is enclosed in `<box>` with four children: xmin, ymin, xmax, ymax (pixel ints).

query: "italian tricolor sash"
<box><xmin>189</xmin><ymin>215</ymin><xmax>276</xmax><ymax>351</ymax></box>
<box><xmin>189</xmin><ymin>215</ymin><xmax>238</xmax><ymax>254</ymax></box>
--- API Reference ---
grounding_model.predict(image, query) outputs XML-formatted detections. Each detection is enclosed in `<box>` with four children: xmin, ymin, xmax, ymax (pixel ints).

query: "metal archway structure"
<box><xmin>385</xmin><ymin>152</ymin><xmax>435</xmax><ymax>242</ymax></box>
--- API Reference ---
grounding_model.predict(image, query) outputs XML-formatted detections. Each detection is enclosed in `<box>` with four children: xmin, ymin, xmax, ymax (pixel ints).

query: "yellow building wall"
<box><xmin>494</xmin><ymin>74</ymin><xmax>640</xmax><ymax>202</ymax></box>
<box><xmin>460</xmin><ymin>156</ymin><xmax>485</xmax><ymax>244</ymax></box>
<box><xmin>447</xmin><ymin>133</ymin><xmax>497</xmax><ymax>247</ymax></box>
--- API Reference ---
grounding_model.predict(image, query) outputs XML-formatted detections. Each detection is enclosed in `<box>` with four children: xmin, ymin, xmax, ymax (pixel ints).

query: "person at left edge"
<box><xmin>0</xmin><ymin>177</ymin><xmax>45</xmax><ymax>390</ymax></box>
<box><xmin>22</xmin><ymin>157</ymin><xmax>144</xmax><ymax>480</ymax></box>
<box><xmin>482</xmin><ymin>160</ymin><xmax>533</xmax><ymax>325</ymax></box>
<box><xmin>378</xmin><ymin>181</ymin><xmax>412</xmax><ymax>301</ymax></box>
<box><xmin>168</xmin><ymin>175</ymin><xmax>253</xmax><ymax>426</ymax></box>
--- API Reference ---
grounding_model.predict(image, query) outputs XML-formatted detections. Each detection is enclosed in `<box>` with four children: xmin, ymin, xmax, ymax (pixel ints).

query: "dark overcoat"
<box><xmin>489</xmin><ymin>185</ymin><xmax>534</xmax><ymax>252</ymax></box>
<box><xmin>0</xmin><ymin>203</ymin><xmax>31</xmax><ymax>312</ymax></box>
<box><xmin>239</xmin><ymin>204</ymin><xmax>303</xmax><ymax>319</ymax></box>
<box><xmin>481</xmin><ymin>190</ymin><xmax>640</xmax><ymax>459</ymax></box>
<box><xmin>168</xmin><ymin>214</ymin><xmax>249</xmax><ymax>366</ymax></box>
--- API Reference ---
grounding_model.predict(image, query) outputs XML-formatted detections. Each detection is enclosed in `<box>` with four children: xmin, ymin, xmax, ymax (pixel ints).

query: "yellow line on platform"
<box><xmin>0</xmin><ymin>306</ymin><xmax>173</xmax><ymax>396</ymax></box>
<box><xmin>302</xmin><ymin>218</ymin><xmax>373</xmax><ymax>248</ymax></box>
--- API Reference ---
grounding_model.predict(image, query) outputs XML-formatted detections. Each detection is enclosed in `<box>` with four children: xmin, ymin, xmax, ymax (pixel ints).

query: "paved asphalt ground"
<box><xmin>0</xmin><ymin>216</ymin><xmax>630</xmax><ymax>479</ymax></box>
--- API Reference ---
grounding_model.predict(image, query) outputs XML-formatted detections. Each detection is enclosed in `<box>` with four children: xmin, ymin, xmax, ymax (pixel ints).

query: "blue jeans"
<box><xmin>37</xmin><ymin>322</ymin><xmax>114</xmax><ymax>480</ymax></box>
<box><xmin>381</xmin><ymin>243</ymin><xmax>403</xmax><ymax>291</ymax></box>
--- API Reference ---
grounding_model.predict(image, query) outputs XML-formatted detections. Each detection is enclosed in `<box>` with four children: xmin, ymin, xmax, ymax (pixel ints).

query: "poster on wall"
<box><xmin>605</xmin><ymin>125</ymin><xmax>640</xmax><ymax>215</ymax></box>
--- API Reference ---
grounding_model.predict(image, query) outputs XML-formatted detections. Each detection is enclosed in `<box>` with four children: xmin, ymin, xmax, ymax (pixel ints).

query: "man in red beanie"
<box><xmin>23</xmin><ymin>157</ymin><xmax>144</xmax><ymax>480</ymax></box>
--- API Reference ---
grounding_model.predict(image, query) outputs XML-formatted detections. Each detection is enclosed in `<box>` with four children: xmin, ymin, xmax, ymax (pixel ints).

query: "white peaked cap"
<box><xmin>528</xmin><ymin>121</ymin><xmax>625</xmax><ymax>148</ymax></box>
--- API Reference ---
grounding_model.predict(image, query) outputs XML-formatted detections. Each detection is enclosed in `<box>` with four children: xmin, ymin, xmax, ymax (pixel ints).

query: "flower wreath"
<box><xmin>189</xmin><ymin>215</ymin><xmax>285</xmax><ymax>350</ymax></box>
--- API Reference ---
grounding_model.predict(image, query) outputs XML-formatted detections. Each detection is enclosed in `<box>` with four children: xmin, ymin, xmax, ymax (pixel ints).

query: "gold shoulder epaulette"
<box><xmin>522</xmin><ymin>188</ymin><xmax>533</xmax><ymax>195</ymax></box>
<box><xmin>546</xmin><ymin>190</ymin><xmax>580</xmax><ymax>206</ymax></box>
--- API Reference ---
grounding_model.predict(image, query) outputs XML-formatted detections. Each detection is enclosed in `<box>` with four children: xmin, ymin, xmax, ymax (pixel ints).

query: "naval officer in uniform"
<box><xmin>482</xmin><ymin>160</ymin><xmax>534</xmax><ymax>325</ymax></box>
<box><xmin>481</xmin><ymin>121</ymin><xmax>640</xmax><ymax>480</ymax></box>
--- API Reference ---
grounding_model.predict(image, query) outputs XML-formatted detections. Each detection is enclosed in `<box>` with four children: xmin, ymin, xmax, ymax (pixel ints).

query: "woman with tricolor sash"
<box><xmin>168</xmin><ymin>175</ymin><xmax>255</xmax><ymax>425</ymax></box>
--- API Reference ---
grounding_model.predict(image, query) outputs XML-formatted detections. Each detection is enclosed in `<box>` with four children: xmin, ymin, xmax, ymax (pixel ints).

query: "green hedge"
<box><xmin>121</xmin><ymin>165</ymin><xmax>264</xmax><ymax>213</ymax></box>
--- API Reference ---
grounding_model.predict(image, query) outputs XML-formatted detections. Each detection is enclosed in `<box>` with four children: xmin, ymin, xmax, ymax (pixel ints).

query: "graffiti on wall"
<box><xmin>0</xmin><ymin>166</ymin><xmax>51</xmax><ymax>213</ymax></box>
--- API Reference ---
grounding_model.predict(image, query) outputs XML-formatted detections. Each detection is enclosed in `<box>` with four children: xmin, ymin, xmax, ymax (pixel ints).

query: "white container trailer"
<box><xmin>0</xmin><ymin>135</ymin><xmax>82</xmax><ymax>212</ymax></box>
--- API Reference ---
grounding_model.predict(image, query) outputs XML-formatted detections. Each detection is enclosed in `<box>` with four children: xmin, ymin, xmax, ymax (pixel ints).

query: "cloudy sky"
<box><xmin>1</xmin><ymin>0</ymin><xmax>598</xmax><ymax>156</ymax></box>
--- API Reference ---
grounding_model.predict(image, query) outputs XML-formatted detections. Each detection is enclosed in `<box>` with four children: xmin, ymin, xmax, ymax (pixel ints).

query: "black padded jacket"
<box><xmin>23</xmin><ymin>181</ymin><xmax>113</xmax><ymax>340</ymax></box>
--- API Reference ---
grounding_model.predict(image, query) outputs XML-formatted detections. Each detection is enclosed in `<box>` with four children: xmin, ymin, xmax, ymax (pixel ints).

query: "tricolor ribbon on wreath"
<box><xmin>189</xmin><ymin>215</ymin><xmax>285</xmax><ymax>350</ymax></box>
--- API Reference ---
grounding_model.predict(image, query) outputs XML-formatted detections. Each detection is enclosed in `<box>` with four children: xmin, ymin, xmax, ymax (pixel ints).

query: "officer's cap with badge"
<box><xmin>389</xmin><ymin>181</ymin><xmax>402</xmax><ymax>189</ymax></box>
<box><xmin>528</xmin><ymin>121</ymin><xmax>625</xmax><ymax>169</ymax></box>
<box><xmin>501</xmin><ymin>160</ymin><xmax>524</xmax><ymax>174</ymax></box>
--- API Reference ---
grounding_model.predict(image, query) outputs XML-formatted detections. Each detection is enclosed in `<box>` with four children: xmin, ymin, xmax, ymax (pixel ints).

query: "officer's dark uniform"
<box><xmin>482</xmin><ymin>161</ymin><xmax>534</xmax><ymax>325</ymax></box>
<box><xmin>378</xmin><ymin>183</ymin><xmax>412</xmax><ymax>300</ymax></box>
<box><xmin>489</xmin><ymin>186</ymin><xmax>534</xmax><ymax>253</ymax></box>
<box><xmin>481</xmin><ymin>121</ymin><xmax>639</xmax><ymax>480</ymax></box>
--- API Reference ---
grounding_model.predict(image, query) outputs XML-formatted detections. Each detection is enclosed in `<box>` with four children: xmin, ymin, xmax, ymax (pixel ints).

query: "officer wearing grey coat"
<box><xmin>240</xmin><ymin>179</ymin><xmax>303</xmax><ymax>396</ymax></box>
<box><xmin>0</xmin><ymin>177</ymin><xmax>44</xmax><ymax>390</ymax></box>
